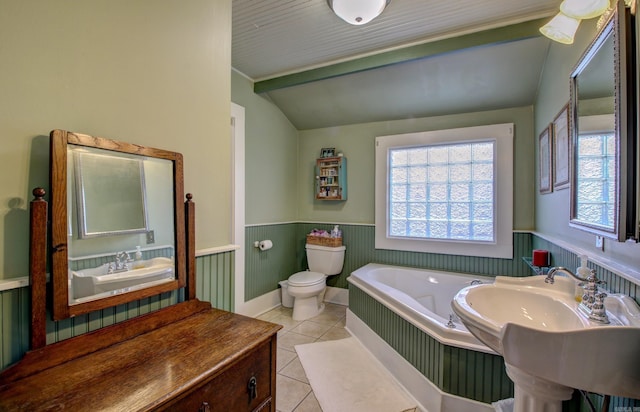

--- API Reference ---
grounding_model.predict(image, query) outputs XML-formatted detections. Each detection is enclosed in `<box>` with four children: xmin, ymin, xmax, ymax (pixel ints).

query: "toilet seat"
<box><xmin>289</xmin><ymin>271</ymin><xmax>325</xmax><ymax>287</ymax></box>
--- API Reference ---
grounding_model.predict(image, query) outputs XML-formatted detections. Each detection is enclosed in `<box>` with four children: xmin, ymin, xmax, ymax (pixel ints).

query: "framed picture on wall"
<box><xmin>552</xmin><ymin>104</ymin><xmax>570</xmax><ymax>190</ymax></box>
<box><xmin>320</xmin><ymin>147</ymin><xmax>335</xmax><ymax>158</ymax></box>
<box><xmin>539</xmin><ymin>125</ymin><xmax>553</xmax><ymax>194</ymax></box>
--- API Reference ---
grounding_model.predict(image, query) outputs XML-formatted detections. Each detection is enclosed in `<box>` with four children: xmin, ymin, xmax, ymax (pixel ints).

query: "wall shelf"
<box><xmin>315</xmin><ymin>156</ymin><xmax>347</xmax><ymax>201</ymax></box>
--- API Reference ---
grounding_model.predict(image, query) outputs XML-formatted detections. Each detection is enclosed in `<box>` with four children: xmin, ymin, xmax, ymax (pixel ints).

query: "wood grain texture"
<box><xmin>0</xmin><ymin>306</ymin><xmax>281</xmax><ymax>411</ymax></box>
<box><xmin>29</xmin><ymin>189</ymin><xmax>48</xmax><ymax>350</ymax></box>
<box><xmin>48</xmin><ymin>129</ymin><xmax>187</xmax><ymax>320</ymax></box>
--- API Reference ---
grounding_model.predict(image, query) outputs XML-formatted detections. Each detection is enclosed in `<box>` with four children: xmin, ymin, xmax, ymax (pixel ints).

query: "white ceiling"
<box><xmin>232</xmin><ymin>0</ymin><xmax>559</xmax><ymax>129</ymax></box>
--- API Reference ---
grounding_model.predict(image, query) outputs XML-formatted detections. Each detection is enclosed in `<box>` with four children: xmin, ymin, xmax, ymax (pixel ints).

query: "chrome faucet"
<box><xmin>545</xmin><ymin>267</ymin><xmax>609</xmax><ymax>324</ymax></box>
<box><xmin>107</xmin><ymin>251</ymin><xmax>132</xmax><ymax>273</ymax></box>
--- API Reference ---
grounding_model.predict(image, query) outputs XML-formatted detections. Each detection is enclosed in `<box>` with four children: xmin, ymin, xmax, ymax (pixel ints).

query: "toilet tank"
<box><xmin>305</xmin><ymin>244</ymin><xmax>346</xmax><ymax>275</ymax></box>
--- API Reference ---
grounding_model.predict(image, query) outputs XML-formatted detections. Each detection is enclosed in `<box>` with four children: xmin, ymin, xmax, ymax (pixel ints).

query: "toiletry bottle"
<box><xmin>331</xmin><ymin>225</ymin><xmax>340</xmax><ymax>238</ymax></box>
<box><xmin>575</xmin><ymin>255</ymin><xmax>590</xmax><ymax>302</ymax></box>
<box><xmin>134</xmin><ymin>246</ymin><xmax>143</xmax><ymax>268</ymax></box>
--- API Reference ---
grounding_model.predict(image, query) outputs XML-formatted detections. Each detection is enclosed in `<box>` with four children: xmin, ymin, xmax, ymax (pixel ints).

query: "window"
<box><xmin>375</xmin><ymin>123</ymin><xmax>513</xmax><ymax>258</ymax></box>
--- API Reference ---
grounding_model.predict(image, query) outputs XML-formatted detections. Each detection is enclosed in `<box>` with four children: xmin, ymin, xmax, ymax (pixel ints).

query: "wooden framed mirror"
<box><xmin>50</xmin><ymin>130</ymin><xmax>186</xmax><ymax>320</ymax></box>
<box><xmin>569</xmin><ymin>0</ymin><xmax>637</xmax><ymax>241</ymax></box>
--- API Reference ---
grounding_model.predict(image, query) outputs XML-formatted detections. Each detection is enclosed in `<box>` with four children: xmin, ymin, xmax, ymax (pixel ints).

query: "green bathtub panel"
<box><xmin>349</xmin><ymin>284</ymin><xmax>512</xmax><ymax>403</ymax></box>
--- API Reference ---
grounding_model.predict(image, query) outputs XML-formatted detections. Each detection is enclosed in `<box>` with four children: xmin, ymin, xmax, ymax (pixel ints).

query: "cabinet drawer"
<box><xmin>162</xmin><ymin>339</ymin><xmax>274</xmax><ymax>412</ymax></box>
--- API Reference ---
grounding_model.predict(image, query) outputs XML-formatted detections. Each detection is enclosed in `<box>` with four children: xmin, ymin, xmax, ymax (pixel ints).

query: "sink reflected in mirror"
<box><xmin>71</xmin><ymin>257</ymin><xmax>174</xmax><ymax>303</ymax></box>
<box><xmin>452</xmin><ymin>275</ymin><xmax>640</xmax><ymax>408</ymax></box>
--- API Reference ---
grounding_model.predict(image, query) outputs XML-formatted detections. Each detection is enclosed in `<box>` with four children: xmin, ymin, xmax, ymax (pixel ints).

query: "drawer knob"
<box><xmin>247</xmin><ymin>376</ymin><xmax>257</xmax><ymax>403</ymax></box>
<box><xmin>199</xmin><ymin>401</ymin><xmax>210</xmax><ymax>412</ymax></box>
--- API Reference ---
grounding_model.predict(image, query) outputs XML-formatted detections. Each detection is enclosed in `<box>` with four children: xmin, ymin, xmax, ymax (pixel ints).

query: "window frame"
<box><xmin>375</xmin><ymin>123</ymin><xmax>514</xmax><ymax>259</ymax></box>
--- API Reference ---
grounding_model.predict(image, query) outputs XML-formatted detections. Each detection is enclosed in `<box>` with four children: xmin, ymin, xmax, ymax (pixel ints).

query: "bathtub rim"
<box><xmin>348</xmin><ymin>263</ymin><xmax>496</xmax><ymax>354</ymax></box>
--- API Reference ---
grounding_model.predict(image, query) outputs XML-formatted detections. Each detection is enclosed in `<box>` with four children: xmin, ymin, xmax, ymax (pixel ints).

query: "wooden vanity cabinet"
<box><xmin>0</xmin><ymin>301</ymin><xmax>281</xmax><ymax>411</ymax></box>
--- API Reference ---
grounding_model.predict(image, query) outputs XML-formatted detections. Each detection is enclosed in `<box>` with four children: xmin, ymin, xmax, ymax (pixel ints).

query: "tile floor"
<box><xmin>256</xmin><ymin>303</ymin><xmax>351</xmax><ymax>412</ymax></box>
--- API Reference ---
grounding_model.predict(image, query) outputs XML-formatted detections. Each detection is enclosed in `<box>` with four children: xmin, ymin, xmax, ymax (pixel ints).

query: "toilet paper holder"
<box><xmin>254</xmin><ymin>240</ymin><xmax>273</xmax><ymax>251</ymax></box>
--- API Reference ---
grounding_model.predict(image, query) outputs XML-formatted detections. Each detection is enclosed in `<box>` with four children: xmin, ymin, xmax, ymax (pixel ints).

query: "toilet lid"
<box><xmin>289</xmin><ymin>271</ymin><xmax>325</xmax><ymax>286</ymax></box>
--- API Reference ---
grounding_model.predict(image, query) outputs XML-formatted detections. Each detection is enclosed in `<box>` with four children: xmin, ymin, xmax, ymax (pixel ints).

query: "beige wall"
<box><xmin>0</xmin><ymin>0</ymin><xmax>232</xmax><ymax>280</ymax></box>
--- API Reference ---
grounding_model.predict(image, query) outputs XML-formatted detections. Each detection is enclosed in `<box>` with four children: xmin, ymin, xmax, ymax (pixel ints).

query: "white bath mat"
<box><xmin>295</xmin><ymin>337</ymin><xmax>418</xmax><ymax>412</ymax></box>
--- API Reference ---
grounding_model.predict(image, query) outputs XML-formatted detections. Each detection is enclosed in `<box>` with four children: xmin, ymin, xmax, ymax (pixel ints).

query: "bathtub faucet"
<box><xmin>544</xmin><ymin>267</ymin><xmax>609</xmax><ymax>324</ymax></box>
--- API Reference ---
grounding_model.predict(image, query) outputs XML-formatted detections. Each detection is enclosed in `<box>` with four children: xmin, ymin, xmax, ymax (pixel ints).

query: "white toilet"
<box><xmin>287</xmin><ymin>243</ymin><xmax>346</xmax><ymax>321</ymax></box>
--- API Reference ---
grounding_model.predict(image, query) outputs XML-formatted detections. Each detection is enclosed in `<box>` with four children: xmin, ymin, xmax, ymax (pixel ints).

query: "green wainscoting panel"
<box><xmin>245</xmin><ymin>223</ymin><xmax>299</xmax><ymax>300</ymax></box>
<box><xmin>0</xmin><ymin>250</ymin><xmax>234</xmax><ymax>371</ymax></box>
<box><xmin>196</xmin><ymin>251</ymin><xmax>234</xmax><ymax>312</ymax></box>
<box><xmin>349</xmin><ymin>284</ymin><xmax>514</xmax><ymax>403</ymax></box>
<box><xmin>0</xmin><ymin>287</ymin><xmax>29</xmax><ymax>371</ymax></box>
<box><xmin>296</xmin><ymin>224</ymin><xmax>532</xmax><ymax>289</ymax></box>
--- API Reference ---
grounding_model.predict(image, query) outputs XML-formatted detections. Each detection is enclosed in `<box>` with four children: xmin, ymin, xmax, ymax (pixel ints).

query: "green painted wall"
<box><xmin>0</xmin><ymin>0</ymin><xmax>232</xmax><ymax>282</ymax></box>
<box><xmin>297</xmin><ymin>106</ymin><xmax>535</xmax><ymax>229</ymax></box>
<box><xmin>231</xmin><ymin>71</ymin><xmax>299</xmax><ymax>225</ymax></box>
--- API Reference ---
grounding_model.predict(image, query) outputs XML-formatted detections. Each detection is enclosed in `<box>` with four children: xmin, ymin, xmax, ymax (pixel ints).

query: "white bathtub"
<box><xmin>348</xmin><ymin>263</ymin><xmax>495</xmax><ymax>353</ymax></box>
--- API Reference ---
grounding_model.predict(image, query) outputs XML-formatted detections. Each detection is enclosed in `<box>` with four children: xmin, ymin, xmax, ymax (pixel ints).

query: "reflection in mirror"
<box><xmin>50</xmin><ymin>130</ymin><xmax>186</xmax><ymax>320</ymax></box>
<box><xmin>569</xmin><ymin>0</ymin><xmax>637</xmax><ymax>241</ymax></box>
<box><xmin>72</xmin><ymin>146</ymin><xmax>150</xmax><ymax>238</ymax></box>
<box><xmin>67</xmin><ymin>145</ymin><xmax>177</xmax><ymax>305</ymax></box>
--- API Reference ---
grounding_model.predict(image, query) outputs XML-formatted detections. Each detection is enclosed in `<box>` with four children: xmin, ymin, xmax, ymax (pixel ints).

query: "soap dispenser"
<box><xmin>133</xmin><ymin>246</ymin><xmax>143</xmax><ymax>269</ymax></box>
<box><xmin>575</xmin><ymin>255</ymin><xmax>590</xmax><ymax>302</ymax></box>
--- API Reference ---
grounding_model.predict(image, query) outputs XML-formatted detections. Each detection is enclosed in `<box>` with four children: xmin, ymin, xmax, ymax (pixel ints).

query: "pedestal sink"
<box><xmin>452</xmin><ymin>275</ymin><xmax>640</xmax><ymax>411</ymax></box>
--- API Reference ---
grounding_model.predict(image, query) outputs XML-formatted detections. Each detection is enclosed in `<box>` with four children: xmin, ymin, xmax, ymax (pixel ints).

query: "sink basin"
<box><xmin>71</xmin><ymin>257</ymin><xmax>174</xmax><ymax>300</ymax></box>
<box><xmin>452</xmin><ymin>275</ymin><xmax>640</xmax><ymax>401</ymax></box>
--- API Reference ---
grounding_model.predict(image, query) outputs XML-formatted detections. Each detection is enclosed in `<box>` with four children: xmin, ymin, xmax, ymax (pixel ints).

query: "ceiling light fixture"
<box><xmin>539</xmin><ymin>12</ymin><xmax>581</xmax><ymax>44</ymax></box>
<box><xmin>560</xmin><ymin>0</ymin><xmax>610</xmax><ymax>19</ymax></box>
<box><xmin>327</xmin><ymin>0</ymin><xmax>390</xmax><ymax>25</ymax></box>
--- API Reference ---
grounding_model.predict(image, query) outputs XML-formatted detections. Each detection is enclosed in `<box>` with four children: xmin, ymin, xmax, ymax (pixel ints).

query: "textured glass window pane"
<box><xmin>473</xmin><ymin>203</ymin><xmax>493</xmax><ymax>221</ymax></box>
<box><xmin>391</xmin><ymin>185</ymin><xmax>407</xmax><ymax>201</ymax></box>
<box><xmin>429</xmin><ymin>184</ymin><xmax>447</xmax><ymax>200</ymax></box>
<box><xmin>450</xmin><ymin>164</ymin><xmax>471</xmax><ymax>182</ymax></box>
<box><xmin>473</xmin><ymin>163</ymin><xmax>493</xmax><ymax>181</ymax></box>
<box><xmin>450</xmin><ymin>222</ymin><xmax>471</xmax><ymax>239</ymax></box>
<box><xmin>390</xmin><ymin>219</ymin><xmax>407</xmax><ymax>236</ymax></box>
<box><xmin>473</xmin><ymin>183</ymin><xmax>493</xmax><ymax>202</ymax></box>
<box><xmin>429</xmin><ymin>203</ymin><xmax>448</xmax><ymax>220</ymax></box>
<box><xmin>449</xmin><ymin>144</ymin><xmax>471</xmax><ymax>162</ymax></box>
<box><xmin>429</xmin><ymin>146</ymin><xmax>448</xmax><ymax>164</ymax></box>
<box><xmin>391</xmin><ymin>203</ymin><xmax>407</xmax><ymax>219</ymax></box>
<box><xmin>473</xmin><ymin>223</ymin><xmax>493</xmax><ymax>240</ymax></box>
<box><xmin>391</xmin><ymin>150</ymin><xmax>408</xmax><ymax>166</ymax></box>
<box><xmin>428</xmin><ymin>221</ymin><xmax>448</xmax><ymax>238</ymax></box>
<box><xmin>409</xmin><ymin>184</ymin><xmax>427</xmax><ymax>201</ymax></box>
<box><xmin>579</xmin><ymin>158</ymin><xmax>603</xmax><ymax>178</ymax></box>
<box><xmin>472</xmin><ymin>143</ymin><xmax>493</xmax><ymax>161</ymax></box>
<box><xmin>579</xmin><ymin>136</ymin><xmax>602</xmax><ymax>155</ymax></box>
<box><xmin>578</xmin><ymin>181</ymin><xmax>603</xmax><ymax>201</ymax></box>
<box><xmin>428</xmin><ymin>166</ymin><xmax>448</xmax><ymax>183</ymax></box>
<box><xmin>388</xmin><ymin>140</ymin><xmax>495</xmax><ymax>241</ymax></box>
<box><xmin>450</xmin><ymin>202</ymin><xmax>470</xmax><ymax>220</ymax></box>
<box><xmin>450</xmin><ymin>183</ymin><xmax>470</xmax><ymax>201</ymax></box>
<box><xmin>408</xmin><ymin>148</ymin><xmax>428</xmax><ymax>165</ymax></box>
<box><xmin>391</xmin><ymin>167</ymin><xmax>408</xmax><ymax>184</ymax></box>
<box><xmin>408</xmin><ymin>166</ymin><xmax>427</xmax><ymax>183</ymax></box>
<box><xmin>408</xmin><ymin>203</ymin><xmax>426</xmax><ymax>220</ymax></box>
<box><xmin>577</xmin><ymin>204</ymin><xmax>603</xmax><ymax>222</ymax></box>
<box><xmin>409</xmin><ymin>221</ymin><xmax>427</xmax><ymax>237</ymax></box>
<box><xmin>606</xmin><ymin>134</ymin><xmax>615</xmax><ymax>154</ymax></box>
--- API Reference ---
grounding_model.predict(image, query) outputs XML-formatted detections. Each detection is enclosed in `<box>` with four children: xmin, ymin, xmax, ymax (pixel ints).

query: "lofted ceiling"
<box><xmin>232</xmin><ymin>0</ymin><xmax>560</xmax><ymax>129</ymax></box>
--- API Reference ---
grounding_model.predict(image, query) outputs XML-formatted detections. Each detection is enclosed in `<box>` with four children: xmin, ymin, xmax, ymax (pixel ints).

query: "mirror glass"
<box><xmin>569</xmin><ymin>1</ymin><xmax>637</xmax><ymax>241</ymax></box>
<box><xmin>50</xmin><ymin>130</ymin><xmax>186</xmax><ymax>319</ymax></box>
<box><xmin>72</xmin><ymin>146</ymin><xmax>150</xmax><ymax>238</ymax></box>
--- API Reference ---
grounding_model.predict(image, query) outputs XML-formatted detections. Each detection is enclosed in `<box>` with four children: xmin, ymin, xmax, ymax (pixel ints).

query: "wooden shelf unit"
<box><xmin>315</xmin><ymin>156</ymin><xmax>347</xmax><ymax>201</ymax></box>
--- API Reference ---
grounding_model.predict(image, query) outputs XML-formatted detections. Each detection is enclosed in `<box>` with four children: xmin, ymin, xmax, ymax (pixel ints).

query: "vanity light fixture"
<box><xmin>540</xmin><ymin>12</ymin><xmax>582</xmax><ymax>44</ymax></box>
<box><xmin>327</xmin><ymin>0</ymin><xmax>390</xmax><ymax>25</ymax></box>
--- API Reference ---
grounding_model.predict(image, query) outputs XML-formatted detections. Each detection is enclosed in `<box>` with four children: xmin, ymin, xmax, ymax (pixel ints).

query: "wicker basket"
<box><xmin>306</xmin><ymin>235</ymin><xmax>342</xmax><ymax>247</ymax></box>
